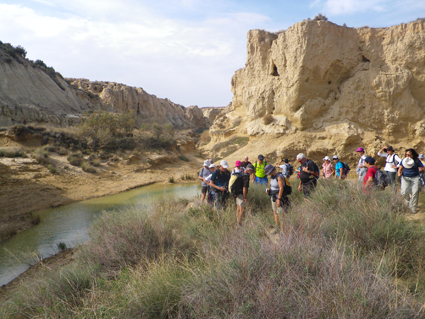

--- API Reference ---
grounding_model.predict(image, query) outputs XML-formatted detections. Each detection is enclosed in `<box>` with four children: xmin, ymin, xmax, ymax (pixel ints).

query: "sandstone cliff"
<box><xmin>0</xmin><ymin>43</ymin><xmax>220</xmax><ymax>130</ymax></box>
<box><xmin>207</xmin><ymin>19</ymin><xmax>425</xmax><ymax>164</ymax></box>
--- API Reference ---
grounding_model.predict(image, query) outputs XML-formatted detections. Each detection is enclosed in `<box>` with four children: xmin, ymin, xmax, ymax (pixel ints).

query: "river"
<box><xmin>0</xmin><ymin>183</ymin><xmax>201</xmax><ymax>286</ymax></box>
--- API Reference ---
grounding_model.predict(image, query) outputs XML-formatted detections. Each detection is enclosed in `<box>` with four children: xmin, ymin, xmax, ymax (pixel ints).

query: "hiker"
<box><xmin>378</xmin><ymin>145</ymin><xmax>401</xmax><ymax>185</ymax></box>
<box><xmin>322</xmin><ymin>156</ymin><xmax>335</xmax><ymax>178</ymax></box>
<box><xmin>332</xmin><ymin>155</ymin><xmax>346</xmax><ymax>180</ymax></box>
<box><xmin>265</xmin><ymin>164</ymin><xmax>290</xmax><ymax>232</ymax></box>
<box><xmin>279</xmin><ymin>159</ymin><xmax>293</xmax><ymax>178</ymax></box>
<box><xmin>296</xmin><ymin>153</ymin><xmax>319</xmax><ymax>196</ymax></box>
<box><xmin>232</xmin><ymin>163</ymin><xmax>254</xmax><ymax>226</ymax></box>
<box><xmin>241</xmin><ymin>156</ymin><xmax>252</xmax><ymax>169</ymax></box>
<box><xmin>232</xmin><ymin>160</ymin><xmax>243</xmax><ymax>174</ymax></box>
<box><xmin>363</xmin><ymin>157</ymin><xmax>378</xmax><ymax>194</ymax></box>
<box><xmin>356</xmin><ymin>147</ymin><xmax>368</xmax><ymax>181</ymax></box>
<box><xmin>209</xmin><ymin>160</ymin><xmax>231</xmax><ymax>210</ymax></box>
<box><xmin>198</xmin><ymin>160</ymin><xmax>211</xmax><ymax>203</ymax></box>
<box><xmin>253</xmin><ymin>154</ymin><xmax>268</xmax><ymax>185</ymax></box>
<box><xmin>398</xmin><ymin>149</ymin><xmax>425</xmax><ymax>214</ymax></box>
<box><xmin>202</xmin><ymin>164</ymin><xmax>217</xmax><ymax>206</ymax></box>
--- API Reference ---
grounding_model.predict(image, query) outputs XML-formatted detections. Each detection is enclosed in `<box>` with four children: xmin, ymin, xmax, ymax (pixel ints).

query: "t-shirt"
<box><xmin>241</xmin><ymin>161</ymin><xmax>252</xmax><ymax>168</ymax></box>
<box><xmin>363</xmin><ymin>165</ymin><xmax>378</xmax><ymax>194</ymax></box>
<box><xmin>211</xmin><ymin>169</ymin><xmax>231</xmax><ymax>188</ymax></box>
<box><xmin>357</xmin><ymin>155</ymin><xmax>367</xmax><ymax>174</ymax></box>
<box><xmin>335</xmin><ymin>161</ymin><xmax>344</xmax><ymax>177</ymax></box>
<box><xmin>322</xmin><ymin>162</ymin><xmax>333</xmax><ymax>178</ymax></box>
<box><xmin>199</xmin><ymin>167</ymin><xmax>211</xmax><ymax>187</ymax></box>
<box><xmin>401</xmin><ymin>158</ymin><xmax>424</xmax><ymax>177</ymax></box>
<box><xmin>299</xmin><ymin>159</ymin><xmax>318</xmax><ymax>184</ymax></box>
<box><xmin>377</xmin><ymin>152</ymin><xmax>402</xmax><ymax>172</ymax></box>
<box><xmin>279</xmin><ymin>164</ymin><xmax>288</xmax><ymax>177</ymax></box>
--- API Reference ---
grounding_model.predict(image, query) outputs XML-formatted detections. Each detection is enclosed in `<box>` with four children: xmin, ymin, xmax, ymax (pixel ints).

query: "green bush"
<box><xmin>178</xmin><ymin>155</ymin><xmax>189</xmax><ymax>162</ymax></box>
<box><xmin>80</xmin><ymin>111</ymin><xmax>135</xmax><ymax>139</ymax></box>
<box><xmin>67</xmin><ymin>152</ymin><xmax>83</xmax><ymax>166</ymax></box>
<box><xmin>33</xmin><ymin>148</ymin><xmax>49</xmax><ymax>164</ymax></box>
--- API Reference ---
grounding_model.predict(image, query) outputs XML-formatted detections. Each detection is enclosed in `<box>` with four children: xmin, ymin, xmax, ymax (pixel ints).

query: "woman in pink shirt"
<box><xmin>322</xmin><ymin>156</ymin><xmax>335</xmax><ymax>178</ymax></box>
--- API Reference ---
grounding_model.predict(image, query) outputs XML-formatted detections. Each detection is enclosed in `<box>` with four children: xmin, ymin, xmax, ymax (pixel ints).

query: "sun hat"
<box><xmin>203</xmin><ymin>160</ymin><xmax>211</xmax><ymax>167</ymax></box>
<box><xmin>356</xmin><ymin>147</ymin><xmax>364</xmax><ymax>152</ymax></box>
<box><xmin>235</xmin><ymin>160</ymin><xmax>241</xmax><ymax>167</ymax></box>
<box><xmin>419</xmin><ymin>154</ymin><xmax>424</xmax><ymax>160</ymax></box>
<box><xmin>258</xmin><ymin>154</ymin><xmax>265</xmax><ymax>160</ymax></box>
<box><xmin>332</xmin><ymin>155</ymin><xmax>339</xmax><ymax>159</ymax></box>
<box><xmin>209</xmin><ymin>163</ymin><xmax>217</xmax><ymax>168</ymax></box>
<box><xmin>387</xmin><ymin>146</ymin><xmax>394</xmax><ymax>151</ymax></box>
<box><xmin>403</xmin><ymin>157</ymin><xmax>415</xmax><ymax>169</ymax></box>
<box><xmin>264</xmin><ymin>164</ymin><xmax>275</xmax><ymax>175</ymax></box>
<box><xmin>245</xmin><ymin>163</ymin><xmax>255</xmax><ymax>171</ymax></box>
<box><xmin>323</xmin><ymin>156</ymin><xmax>331</xmax><ymax>161</ymax></box>
<box><xmin>220</xmin><ymin>160</ymin><xmax>229</xmax><ymax>169</ymax></box>
<box><xmin>364</xmin><ymin>156</ymin><xmax>375</xmax><ymax>164</ymax></box>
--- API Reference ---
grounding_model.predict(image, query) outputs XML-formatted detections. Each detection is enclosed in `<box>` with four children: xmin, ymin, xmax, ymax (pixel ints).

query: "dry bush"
<box><xmin>199</xmin><ymin>130</ymin><xmax>211</xmax><ymax>144</ymax></box>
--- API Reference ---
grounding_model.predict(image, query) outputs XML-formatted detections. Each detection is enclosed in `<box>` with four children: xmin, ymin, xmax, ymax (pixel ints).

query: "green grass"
<box><xmin>2</xmin><ymin>180</ymin><xmax>425</xmax><ymax>318</ymax></box>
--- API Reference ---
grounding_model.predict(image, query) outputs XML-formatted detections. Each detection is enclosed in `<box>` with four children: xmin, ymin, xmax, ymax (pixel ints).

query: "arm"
<box><xmin>209</xmin><ymin>180</ymin><xmax>225</xmax><ymax>192</ymax></box>
<box><xmin>398</xmin><ymin>166</ymin><xmax>404</xmax><ymax>177</ymax></box>
<box><xmin>298</xmin><ymin>179</ymin><xmax>302</xmax><ymax>192</ymax></box>
<box><xmin>243</xmin><ymin>187</ymin><xmax>248</xmax><ymax>203</ymax></box>
<box><xmin>339</xmin><ymin>167</ymin><xmax>343</xmax><ymax>179</ymax></box>
<box><xmin>365</xmin><ymin>176</ymin><xmax>374</xmax><ymax>188</ymax></box>
<box><xmin>277</xmin><ymin>176</ymin><xmax>284</xmax><ymax>207</ymax></box>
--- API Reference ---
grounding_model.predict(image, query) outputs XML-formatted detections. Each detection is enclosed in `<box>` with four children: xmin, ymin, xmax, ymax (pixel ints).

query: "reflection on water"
<box><xmin>0</xmin><ymin>183</ymin><xmax>200</xmax><ymax>286</ymax></box>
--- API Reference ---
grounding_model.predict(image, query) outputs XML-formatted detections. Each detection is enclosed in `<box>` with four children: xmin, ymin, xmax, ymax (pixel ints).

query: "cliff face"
<box><xmin>0</xmin><ymin>56</ymin><xmax>96</xmax><ymax>126</ymax></box>
<box><xmin>0</xmin><ymin>45</ymin><xmax>220</xmax><ymax>130</ymax></box>
<box><xmin>68</xmin><ymin>79</ymin><xmax>195</xmax><ymax>128</ymax></box>
<box><xmin>210</xmin><ymin>19</ymin><xmax>425</xmax><ymax>162</ymax></box>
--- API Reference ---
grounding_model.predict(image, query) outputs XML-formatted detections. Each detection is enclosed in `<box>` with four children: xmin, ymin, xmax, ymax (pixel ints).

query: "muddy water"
<box><xmin>0</xmin><ymin>183</ymin><xmax>201</xmax><ymax>286</ymax></box>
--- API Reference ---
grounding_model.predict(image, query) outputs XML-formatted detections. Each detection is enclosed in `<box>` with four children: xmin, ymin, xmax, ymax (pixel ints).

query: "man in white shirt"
<box><xmin>377</xmin><ymin>145</ymin><xmax>401</xmax><ymax>185</ymax></box>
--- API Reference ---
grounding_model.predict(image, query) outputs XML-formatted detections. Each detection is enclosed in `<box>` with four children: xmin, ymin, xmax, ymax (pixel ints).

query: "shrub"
<box><xmin>57</xmin><ymin>242</ymin><xmax>67</xmax><ymax>251</ymax></box>
<box><xmin>67</xmin><ymin>152</ymin><xmax>83</xmax><ymax>166</ymax></box>
<box><xmin>33</xmin><ymin>148</ymin><xmax>49</xmax><ymax>164</ymax></box>
<box><xmin>0</xmin><ymin>148</ymin><xmax>25</xmax><ymax>158</ymax></box>
<box><xmin>199</xmin><ymin>130</ymin><xmax>211</xmax><ymax>144</ymax></box>
<box><xmin>47</xmin><ymin>164</ymin><xmax>58</xmax><ymax>174</ymax></box>
<box><xmin>314</xmin><ymin>13</ymin><xmax>328</xmax><ymax>21</ymax></box>
<box><xmin>178</xmin><ymin>155</ymin><xmax>189</xmax><ymax>162</ymax></box>
<box><xmin>80</xmin><ymin>111</ymin><xmax>135</xmax><ymax>139</ymax></box>
<box><xmin>14</xmin><ymin>45</ymin><xmax>27</xmax><ymax>58</ymax></box>
<box><xmin>81</xmin><ymin>161</ymin><xmax>97</xmax><ymax>173</ymax></box>
<box><xmin>169</xmin><ymin>176</ymin><xmax>175</xmax><ymax>183</ymax></box>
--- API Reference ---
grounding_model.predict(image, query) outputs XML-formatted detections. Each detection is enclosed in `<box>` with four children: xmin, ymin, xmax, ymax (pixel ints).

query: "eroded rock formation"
<box><xmin>209</xmin><ymin>19</ymin><xmax>425</xmax><ymax>162</ymax></box>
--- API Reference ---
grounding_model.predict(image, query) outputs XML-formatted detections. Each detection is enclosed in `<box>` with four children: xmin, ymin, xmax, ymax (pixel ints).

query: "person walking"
<box><xmin>363</xmin><ymin>157</ymin><xmax>378</xmax><ymax>194</ymax></box>
<box><xmin>332</xmin><ymin>155</ymin><xmax>346</xmax><ymax>180</ymax></box>
<box><xmin>279</xmin><ymin>159</ymin><xmax>293</xmax><ymax>178</ymax></box>
<box><xmin>378</xmin><ymin>145</ymin><xmax>401</xmax><ymax>185</ymax></box>
<box><xmin>233</xmin><ymin>164</ymin><xmax>254</xmax><ymax>226</ymax></box>
<box><xmin>198</xmin><ymin>160</ymin><xmax>211</xmax><ymax>203</ymax></box>
<box><xmin>265</xmin><ymin>164</ymin><xmax>290</xmax><ymax>233</ymax></box>
<box><xmin>210</xmin><ymin>160</ymin><xmax>231</xmax><ymax>210</ymax></box>
<box><xmin>398</xmin><ymin>149</ymin><xmax>425</xmax><ymax>213</ymax></box>
<box><xmin>296</xmin><ymin>153</ymin><xmax>319</xmax><ymax>196</ymax></box>
<box><xmin>202</xmin><ymin>164</ymin><xmax>217</xmax><ymax>206</ymax></box>
<box><xmin>356</xmin><ymin>147</ymin><xmax>368</xmax><ymax>181</ymax></box>
<box><xmin>253</xmin><ymin>154</ymin><xmax>268</xmax><ymax>185</ymax></box>
<box><xmin>241</xmin><ymin>156</ymin><xmax>252</xmax><ymax>169</ymax></box>
<box><xmin>232</xmin><ymin>160</ymin><xmax>243</xmax><ymax>174</ymax></box>
<box><xmin>419</xmin><ymin>154</ymin><xmax>425</xmax><ymax>191</ymax></box>
<box><xmin>322</xmin><ymin>156</ymin><xmax>335</xmax><ymax>178</ymax></box>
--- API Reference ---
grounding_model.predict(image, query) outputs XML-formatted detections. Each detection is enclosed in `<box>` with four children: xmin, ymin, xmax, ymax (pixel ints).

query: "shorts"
<box><xmin>255</xmin><ymin>176</ymin><xmax>268</xmax><ymax>185</ymax></box>
<box><xmin>271</xmin><ymin>196</ymin><xmax>288</xmax><ymax>214</ymax></box>
<box><xmin>236</xmin><ymin>194</ymin><xmax>246</xmax><ymax>207</ymax></box>
<box><xmin>201</xmin><ymin>186</ymin><xmax>208</xmax><ymax>195</ymax></box>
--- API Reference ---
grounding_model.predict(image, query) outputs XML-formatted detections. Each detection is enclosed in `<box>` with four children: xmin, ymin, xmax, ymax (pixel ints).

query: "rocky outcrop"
<box><xmin>68</xmin><ymin>79</ymin><xmax>193</xmax><ymax>128</ymax></box>
<box><xmin>0</xmin><ymin>45</ymin><xmax>220</xmax><ymax>130</ymax></box>
<box><xmin>209</xmin><ymin>19</ymin><xmax>425</xmax><ymax>162</ymax></box>
<box><xmin>0</xmin><ymin>56</ymin><xmax>96</xmax><ymax>127</ymax></box>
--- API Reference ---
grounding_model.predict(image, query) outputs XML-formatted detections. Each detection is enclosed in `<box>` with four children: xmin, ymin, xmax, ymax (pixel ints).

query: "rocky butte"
<box><xmin>206</xmin><ymin>19</ymin><xmax>425</xmax><ymax>163</ymax></box>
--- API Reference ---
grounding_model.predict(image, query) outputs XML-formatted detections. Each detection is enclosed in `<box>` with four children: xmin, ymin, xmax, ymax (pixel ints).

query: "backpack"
<box><xmin>373</xmin><ymin>168</ymin><xmax>389</xmax><ymax>189</ymax></box>
<box><xmin>388</xmin><ymin>154</ymin><xmax>400</xmax><ymax>166</ymax></box>
<box><xmin>342</xmin><ymin>162</ymin><xmax>351</xmax><ymax>176</ymax></box>
<box><xmin>286</xmin><ymin>163</ymin><xmax>294</xmax><ymax>177</ymax></box>
<box><xmin>283</xmin><ymin>176</ymin><xmax>292</xmax><ymax>195</ymax></box>
<box><xmin>230</xmin><ymin>173</ymin><xmax>244</xmax><ymax>196</ymax></box>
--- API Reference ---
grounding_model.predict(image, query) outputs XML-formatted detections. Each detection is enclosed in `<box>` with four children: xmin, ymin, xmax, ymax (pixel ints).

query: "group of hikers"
<box><xmin>198</xmin><ymin>146</ymin><xmax>425</xmax><ymax>231</ymax></box>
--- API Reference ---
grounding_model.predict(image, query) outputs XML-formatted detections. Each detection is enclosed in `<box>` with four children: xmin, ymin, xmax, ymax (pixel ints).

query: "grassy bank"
<box><xmin>2</xmin><ymin>180</ymin><xmax>425</xmax><ymax>318</ymax></box>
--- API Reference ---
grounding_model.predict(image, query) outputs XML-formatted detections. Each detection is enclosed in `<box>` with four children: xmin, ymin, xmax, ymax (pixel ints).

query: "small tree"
<box><xmin>314</xmin><ymin>13</ymin><xmax>328</xmax><ymax>21</ymax></box>
<box><xmin>14</xmin><ymin>45</ymin><xmax>27</xmax><ymax>58</ymax></box>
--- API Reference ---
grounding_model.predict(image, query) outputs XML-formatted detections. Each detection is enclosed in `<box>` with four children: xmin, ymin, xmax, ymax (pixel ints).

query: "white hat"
<box><xmin>323</xmin><ymin>156</ymin><xmax>331</xmax><ymax>161</ymax></box>
<box><xmin>209</xmin><ymin>163</ymin><xmax>217</xmax><ymax>168</ymax></box>
<box><xmin>403</xmin><ymin>157</ymin><xmax>415</xmax><ymax>169</ymax></box>
<box><xmin>419</xmin><ymin>154</ymin><xmax>424</xmax><ymax>159</ymax></box>
<box><xmin>220</xmin><ymin>160</ymin><xmax>229</xmax><ymax>169</ymax></box>
<box><xmin>203</xmin><ymin>160</ymin><xmax>211</xmax><ymax>167</ymax></box>
<box><xmin>332</xmin><ymin>155</ymin><xmax>339</xmax><ymax>159</ymax></box>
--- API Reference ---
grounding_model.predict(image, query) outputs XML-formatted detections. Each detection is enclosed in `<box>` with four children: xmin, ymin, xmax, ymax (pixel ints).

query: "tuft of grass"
<box><xmin>81</xmin><ymin>161</ymin><xmax>97</xmax><ymax>173</ymax></box>
<box><xmin>0</xmin><ymin>148</ymin><xmax>26</xmax><ymax>158</ymax></box>
<box><xmin>57</xmin><ymin>242</ymin><xmax>67</xmax><ymax>251</ymax></box>
<box><xmin>32</xmin><ymin>148</ymin><xmax>49</xmax><ymax>164</ymax></box>
<box><xmin>169</xmin><ymin>176</ymin><xmax>175</xmax><ymax>183</ymax></box>
<box><xmin>47</xmin><ymin>164</ymin><xmax>57</xmax><ymax>174</ymax></box>
<box><xmin>178</xmin><ymin>155</ymin><xmax>189</xmax><ymax>162</ymax></box>
<box><xmin>67</xmin><ymin>152</ymin><xmax>83</xmax><ymax>166</ymax></box>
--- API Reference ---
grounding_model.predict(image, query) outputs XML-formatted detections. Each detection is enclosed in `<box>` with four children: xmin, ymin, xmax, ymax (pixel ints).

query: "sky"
<box><xmin>0</xmin><ymin>1</ymin><xmax>424</xmax><ymax>108</ymax></box>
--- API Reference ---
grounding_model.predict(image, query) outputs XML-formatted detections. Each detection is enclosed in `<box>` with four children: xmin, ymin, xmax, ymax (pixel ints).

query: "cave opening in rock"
<box><xmin>272</xmin><ymin>64</ymin><xmax>279</xmax><ymax>76</ymax></box>
<box><xmin>362</xmin><ymin>55</ymin><xmax>370</xmax><ymax>63</ymax></box>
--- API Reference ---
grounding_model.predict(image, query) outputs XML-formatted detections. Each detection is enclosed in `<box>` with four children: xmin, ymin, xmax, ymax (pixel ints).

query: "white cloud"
<box><xmin>311</xmin><ymin>0</ymin><xmax>387</xmax><ymax>15</ymax></box>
